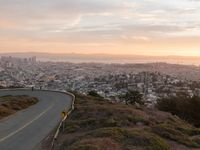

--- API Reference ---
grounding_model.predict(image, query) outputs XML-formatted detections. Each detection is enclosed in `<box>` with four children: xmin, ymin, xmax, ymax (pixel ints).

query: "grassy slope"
<box><xmin>0</xmin><ymin>95</ymin><xmax>38</xmax><ymax>119</ymax></box>
<box><xmin>55</xmin><ymin>93</ymin><xmax>200</xmax><ymax>150</ymax></box>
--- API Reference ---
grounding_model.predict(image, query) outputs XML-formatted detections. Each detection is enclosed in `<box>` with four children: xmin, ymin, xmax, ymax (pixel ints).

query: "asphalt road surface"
<box><xmin>0</xmin><ymin>89</ymin><xmax>73</xmax><ymax>150</ymax></box>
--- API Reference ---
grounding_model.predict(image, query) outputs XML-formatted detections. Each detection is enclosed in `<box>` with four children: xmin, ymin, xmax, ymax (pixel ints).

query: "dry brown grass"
<box><xmin>69</xmin><ymin>138</ymin><xmax>120</xmax><ymax>150</ymax></box>
<box><xmin>53</xmin><ymin>93</ymin><xmax>200</xmax><ymax>150</ymax></box>
<box><xmin>0</xmin><ymin>95</ymin><xmax>38</xmax><ymax>119</ymax></box>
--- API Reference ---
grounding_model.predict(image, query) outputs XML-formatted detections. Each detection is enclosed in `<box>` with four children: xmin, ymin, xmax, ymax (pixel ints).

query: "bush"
<box><xmin>157</xmin><ymin>94</ymin><xmax>200</xmax><ymax>127</ymax></box>
<box><xmin>88</xmin><ymin>91</ymin><xmax>103</xmax><ymax>98</ymax></box>
<box><xmin>121</xmin><ymin>90</ymin><xmax>144</xmax><ymax>105</ymax></box>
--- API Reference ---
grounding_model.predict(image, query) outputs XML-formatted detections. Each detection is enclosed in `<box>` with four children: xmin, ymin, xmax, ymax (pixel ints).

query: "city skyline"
<box><xmin>0</xmin><ymin>0</ymin><xmax>200</xmax><ymax>56</ymax></box>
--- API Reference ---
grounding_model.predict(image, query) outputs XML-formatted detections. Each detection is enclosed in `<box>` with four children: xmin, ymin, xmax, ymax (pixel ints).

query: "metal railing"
<box><xmin>49</xmin><ymin>90</ymin><xmax>75</xmax><ymax>150</ymax></box>
<box><xmin>0</xmin><ymin>87</ymin><xmax>75</xmax><ymax>150</ymax></box>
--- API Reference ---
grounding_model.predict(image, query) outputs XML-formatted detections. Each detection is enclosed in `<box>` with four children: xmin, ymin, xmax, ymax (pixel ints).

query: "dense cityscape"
<box><xmin>1</xmin><ymin>0</ymin><xmax>200</xmax><ymax>149</ymax></box>
<box><xmin>1</xmin><ymin>56</ymin><xmax>200</xmax><ymax>107</ymax></box>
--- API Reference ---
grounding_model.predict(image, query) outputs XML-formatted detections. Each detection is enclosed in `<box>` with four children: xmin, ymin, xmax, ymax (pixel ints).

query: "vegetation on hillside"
<box><xmin>0</xmin><ymin>95</ymin><xmax>38</xmax><ymax>119</ymax></box>
<box><xmin>53</xmin><ymin>93</ymin><xmax>200</xmax><ymax>150</ymax></box>
<box><xmin>157</xmin><ymin>93</ymin><xmax>200</xmax><ymax>127</ymax></box>
<box><xmin>0</xmin><ymin>86</ymin><xmax>24</xmax><ymax>89</ymax></box>
<box><xmin>120</xmin><ymin>90</ymin><xmax>144</xmax><ymax>105</ymax></box>
<box><xmin>88</xmin><ymin>91</ymin><xmax>103</xmax><ymax>98</ymax></box>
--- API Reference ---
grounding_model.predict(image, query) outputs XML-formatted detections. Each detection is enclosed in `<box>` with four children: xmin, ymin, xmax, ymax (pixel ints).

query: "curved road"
<box><xmin>0</xmin><ymin>89</ymin><xmax>73</xmax><ymax>150</ymax></box>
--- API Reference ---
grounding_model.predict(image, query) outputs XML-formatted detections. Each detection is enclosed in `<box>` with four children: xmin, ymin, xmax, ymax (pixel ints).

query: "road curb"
<box><xmin>0</xmin><ymin>88</ymin><xmax>75</xmax><ymax>150</ymax></box>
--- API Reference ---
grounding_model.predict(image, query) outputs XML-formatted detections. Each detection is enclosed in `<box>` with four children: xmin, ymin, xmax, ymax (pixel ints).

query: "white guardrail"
<box><xmin>49</xmin><ymin>89</ymin><xmax>75</xmax><ymax>150</ymax></box>
<box><xmin>0</xmin><ymin>88</ymin><xmax>75</xmax><ymax>150</ymax></box>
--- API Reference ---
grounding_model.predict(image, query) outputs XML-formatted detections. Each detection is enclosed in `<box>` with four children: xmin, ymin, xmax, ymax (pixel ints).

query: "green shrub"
<box><xmin>88</xmin><ymin>91</ymin><xmax>103</xmax><ymax>98</ymax></box>
<box><xmin>157</xmin><ymin>94</ymin><xmax>200</xmax><ymax>127</ymax></box>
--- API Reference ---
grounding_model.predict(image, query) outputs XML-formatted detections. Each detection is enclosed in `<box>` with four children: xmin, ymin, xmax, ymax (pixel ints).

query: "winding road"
<box><xmin>0</xmin><ymin>89</ymin><xmax>73</xmax><ymax>150</ymax></box>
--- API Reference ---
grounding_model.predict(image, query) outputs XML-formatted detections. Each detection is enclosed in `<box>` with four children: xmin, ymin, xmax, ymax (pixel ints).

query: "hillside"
<box><xmin>51</xmin><ymin>93</ymin><xmax>200</xmax><ymax>150</ymax></box>
<box><xmin>0</xmin><ymin>95</ymin><xmax>38</xmax><ymax>120</ymax></box>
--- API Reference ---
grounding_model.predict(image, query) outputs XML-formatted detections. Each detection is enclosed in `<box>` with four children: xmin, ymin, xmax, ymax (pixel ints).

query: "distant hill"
<box><xmin>0</xmin><ymin>52</ymin><xmax>200</xmax><ymax>65</ymax></box>
<box><xmin>45</xmin><ymin>93</ymin><xmax>200</xmax><ymax>150</ymax></box>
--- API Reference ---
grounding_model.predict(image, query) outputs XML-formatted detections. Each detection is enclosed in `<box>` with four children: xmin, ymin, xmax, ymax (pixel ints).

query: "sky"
<box><xmin>0</xmin><ymin>0</ymin><xmax>200</xmax><ymax>56</ymax></box>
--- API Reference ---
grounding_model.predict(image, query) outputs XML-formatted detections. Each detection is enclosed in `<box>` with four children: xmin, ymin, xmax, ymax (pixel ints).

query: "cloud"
<box><xmin>0</xmin><ymin>0</ymin><xmax>130</xmax><ymax>23</ymax></box>
<box><xmin>0</xmin><ymin>0</ymin><xmax>200</xmax><ymax>55</ymax></box>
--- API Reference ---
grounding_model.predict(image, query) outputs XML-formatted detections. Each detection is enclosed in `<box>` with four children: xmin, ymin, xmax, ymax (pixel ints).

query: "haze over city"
<box><xmin>2</xmin><ymin>1</ymin><xmax>200</xmax><ymax>150</ymax></box>
<box><xmin>0</xmin><ymin>0</ymin><xmax>200</xmax><ymax>57</ymax></box>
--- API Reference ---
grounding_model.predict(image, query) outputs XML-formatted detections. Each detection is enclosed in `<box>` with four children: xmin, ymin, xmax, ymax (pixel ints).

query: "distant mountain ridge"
<box><xmin>0</xmin><ymin>52</ymin><xmax>200</xmax><ymax>65</ymax></box>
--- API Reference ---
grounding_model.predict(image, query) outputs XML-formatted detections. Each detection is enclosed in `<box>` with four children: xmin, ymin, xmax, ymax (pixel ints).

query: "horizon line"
<box><xmin>0</xmin><ymin>51</ymin><xmax>200</xmax><ymax>58</ymax></box>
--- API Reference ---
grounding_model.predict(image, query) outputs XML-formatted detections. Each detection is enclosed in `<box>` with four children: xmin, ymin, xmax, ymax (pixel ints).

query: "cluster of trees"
<box><xmin>88</xmin><ymin>90</ymin><xmax>144</xmax><ymax>106</ymax></box>
<box><xmin>88</xmin><ymin>91</ymin><xmax>103</xmax><ymax>98</ymax></box>
<box><xmin>157</xmin><ymin>93</ymin><xmax>200</xmax><ymax>127</ymax></box>
<box><xmin>119</xmin><ymin>90</ymin><xmax>144</xmax><ymax>105</ymax></box>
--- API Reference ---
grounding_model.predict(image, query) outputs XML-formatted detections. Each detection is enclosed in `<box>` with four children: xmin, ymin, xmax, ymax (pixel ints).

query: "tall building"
<box><xmin>32</xmin><ymin>56</ymin><xmax>37</xmax><ymax>63</ymax></box>
<box><xmin>0</xmin><ymin>56</ymin><xmax>37</xmax><ymax>68</ymax></box>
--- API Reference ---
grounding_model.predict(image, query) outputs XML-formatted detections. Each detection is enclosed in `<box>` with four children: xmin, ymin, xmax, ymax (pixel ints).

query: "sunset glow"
<box><xmin>0</xmin><ymin>0</ymin><xmax>200</xmax><ymax>56</ymax></box>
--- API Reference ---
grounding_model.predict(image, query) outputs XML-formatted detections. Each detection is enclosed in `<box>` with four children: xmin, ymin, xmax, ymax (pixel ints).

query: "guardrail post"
<box><xmin>0</xmin><ymin>88</ymin><xmax>75</xmax><ymax>150</ymax></box>
<box><xmin>49</xmin><ymin>91</ymin><xmax>75</xmax><ymax>150</ymax></box>
<box><xmin>62</xmin><ymin>121</ymin><xmax>65</xmax><ymax>132</ymax></box>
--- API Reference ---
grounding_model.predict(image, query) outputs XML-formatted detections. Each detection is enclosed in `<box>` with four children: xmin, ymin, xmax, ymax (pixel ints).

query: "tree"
<box><xmin>88</xmin><ymin>91</ymin><xmax>103</xmax><ymax>98</ymax></box>
<box><xmin>122</xmin><ymin>90</ymin><xmax>144</xmax><ymax>105</ymax></box>
<box><xmin>157</xmin><ymin>93</ymin><xmax>200</xmax><ymax>127</ymax></box>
